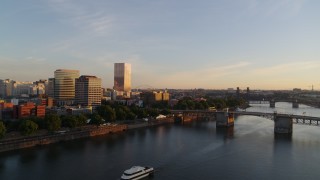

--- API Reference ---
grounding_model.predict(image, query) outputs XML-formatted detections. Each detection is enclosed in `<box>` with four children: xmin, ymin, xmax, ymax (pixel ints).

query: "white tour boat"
<box><xmin>120</xmin><ymin>166</ymin><xmax>154</xmax><ymax>180</ymax></box>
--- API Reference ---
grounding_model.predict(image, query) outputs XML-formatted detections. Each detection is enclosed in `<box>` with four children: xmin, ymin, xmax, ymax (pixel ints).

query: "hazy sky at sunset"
<box><xmin>1</xmin><ymin>0</ymin><xmax>320</xmax><ymax>90</ymax></box>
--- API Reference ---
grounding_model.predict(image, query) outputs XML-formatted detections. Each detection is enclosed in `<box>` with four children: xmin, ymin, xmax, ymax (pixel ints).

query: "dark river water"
<box><xmin>1</xmin><ymin>102</ymin><xmax>320</xmax><ymax>180</ymax></box>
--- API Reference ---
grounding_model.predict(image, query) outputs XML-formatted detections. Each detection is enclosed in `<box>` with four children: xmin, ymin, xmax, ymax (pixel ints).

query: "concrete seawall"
<box><xmin>0</xmin><ymin>118</ymin><xmax>175</xmax><ymax>153</ymax></box>
<box><xmin>127</xmin><ymin>118</ymin><xmax>174</xmax><ymax>129</ymax></box>
<box><xmin>0</xmin><ymin>125</ymin><xmax>127</xmax><ymax>153</ymax></box>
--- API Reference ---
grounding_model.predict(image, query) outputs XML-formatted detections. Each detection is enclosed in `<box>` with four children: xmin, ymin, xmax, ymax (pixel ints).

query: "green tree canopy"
<box><xmin>174</xmin><ymin>100</ymin><xmax>188</xmax><ymax>110</ymax></box>
<box><xmin>116</xmin><ymin>108</ymin><xmax>126</xmax><ymax>120</ymax></box>
<box><xmin>0</xmin><ymin>121</ymin><xmax>6</xmax><ymax>138</ymax></box>
<box><xmin>62</xmin><ymin>115</ymin><xmax>78</xmax><ymax>128</ymax></box>
<box><xmin>160</xmin><ymin>109</ymin><xmax>171</xmax><ymax>115</ymax></box>
<box><xmin>195</xmin><ymin>102</ymin><xmax>204</xmax><ymax>109</ymax></box>
<box><xmin>126</xmin><ymin>112</ymin><xmax>136</xmax><ymax>120</ymax></box>
<box><xmin>25</xmin><ymin>116</ymin><xmax>45</xmax><ymax>129</ymax></box>
<box><xmin>130</xmin><ymin>105</ymin><xmax>147</xmax><ymax>119</ymax></box>
<box><xmin>77</xmin><ymin>114</ymin><xmax>87</xmax><ymax>126</ymax></box>
<box><xmin>97</xmin><ymin>105</ymin><xmax>116</xmax><ymax>122</ymax></box>
<box><xmin>19</xmin><ymin>120</ymin><xmax>38</xmax><ymax>135</ymax></box>
<box><xmin>90</xmin><ymin>113</ymin><xmax>104</xmax><ymax>125</ymax></box>
<box><xmin>146</xmin><ymin>108</ymin><xmax>159</xmax><ymax>117</ymax></box>
<box><xmin>45</xmin><ymin>114</ymin><xmax>61</xmax><ymax>132</ymax></box>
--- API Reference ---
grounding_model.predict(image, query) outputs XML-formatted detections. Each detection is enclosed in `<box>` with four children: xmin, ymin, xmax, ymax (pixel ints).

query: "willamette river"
<box><xmin>1</xmin><ymin>102</ymin><xmax>320</xmax><ymax>180</ymax></box>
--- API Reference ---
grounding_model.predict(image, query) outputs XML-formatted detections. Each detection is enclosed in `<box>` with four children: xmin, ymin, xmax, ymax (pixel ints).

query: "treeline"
<box><xmin>0</xmin><ymin>114</ymin><xmax>87</xmax><ymax>137</ymax></box>
<box><xmin>0</xmin><ymin>98</ymin><xmax>247</xmax><ymax>139</ymax></box>
<box><xmin>0</xmin><ymin>103</ymin><xmax>170</xmax><ymax>139</ymax></box>
<box><xmin>173</xmin><ymin>97</ymin><xmax>247</xmax><ymax>110</ymax></box>
<box><xmin>96</xmin><ymin>102</ymin><xmax>170</xmax><ymax>122</ymax></box>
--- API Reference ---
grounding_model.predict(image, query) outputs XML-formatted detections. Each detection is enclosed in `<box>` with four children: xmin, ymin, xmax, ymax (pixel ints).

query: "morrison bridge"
<box><xmin>171</xmin><ymin>109</ymin><xmax>320</xmax><ymax>134</ymax></box>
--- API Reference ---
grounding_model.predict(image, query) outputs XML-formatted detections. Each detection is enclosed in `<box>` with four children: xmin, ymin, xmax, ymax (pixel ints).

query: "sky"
<box><xmin>1</xmin><ymin>0</ymin><xmax>320</xmax><ymax>90</ymax></box>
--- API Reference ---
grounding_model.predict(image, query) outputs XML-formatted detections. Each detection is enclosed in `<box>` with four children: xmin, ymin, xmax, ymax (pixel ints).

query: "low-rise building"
<box><xmin>140</xmin><ymin>90</ymin><xmax>170</xmax><ymax>106</ymax></box>
<box><xmin>53</xmin><ymin>106</ymin><xmax>93</xmax><ymax>116</ymax></box>
<box><xmin>13</xmin><ymin>102</ymin><xmax>45</xmax><ymax>119</ymax></box>
<box><xmin>0</xmin><ymin>102</ymin><xmax>14</xmax><ymax>120</ymax></box>
<box><xmin>66</xmin><ymin>106</ymin><xmax>92</xmax><ymax>115</ymax></box>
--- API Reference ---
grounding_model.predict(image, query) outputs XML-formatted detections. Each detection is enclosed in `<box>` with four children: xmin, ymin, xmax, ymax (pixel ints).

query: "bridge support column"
<box><xmin>292</xmin><ymin>100</ymin><xmax>299</xmax><ymax>108</ymax></box>
<box><xmin>270</xmin><ymin>100</ymin><xmax>275</xmax><ymax>108</ymax></box>
<box><xmin>216</xmin><ymin>112</ymin><xmax>234</xmax><ymax>127</ymax></box>
<box><xmin>274</xmin><ymin>114</ymin><xmax>293</xmax><ymax>134</ymax></box>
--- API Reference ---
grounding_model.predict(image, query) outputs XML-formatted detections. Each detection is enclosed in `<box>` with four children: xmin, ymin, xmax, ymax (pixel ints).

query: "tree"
<box><xmin>116</xmin><ymin>108</ymin><xmax>126</xmax><ymax>120</ymax></box>
<box><xmin>146</xmin><ymin>108</ymin><xmax>159</xmax><ymax>117</ymax></box>
<box><xmin>45</xmin><ymin>114</ymin><xmax>61</xmax><ymax>132</ymax></box>
<box><xmin>174</xmin><ymin>100</ymin><xmax>188</xmax><ymax>110</ymax></box>
<box><xmin>0</xmin><ymin>121</ymin><xmax>6</xmax><ymax>138</ymax></box>
<box><xmin>212</xmin><ymin>98</ymin><xmax>227</xmax><ymax>110</ymax></box>
<box><xmin>200</xmin><ymin>100</ymin><xmax>209</xmax><ymax>109</ymax></box>
<box><xmin>5</xmin><ymin>120</ymin><xmax>20</xmax><ymax>132</ymax></box>
<box><xmin>27</xmin><ymin>116</ymin><xmax>45</xmax><ymax>129</ymax></box>
<box><xmin>77</xmin><ymin>114</ymin><xmax>87</xmax><ymax>126</ymax></box>
<box><xmin>90</xmin><ymin>113</ymin><xmax>104</xmax><ymax>125</ymax></box>
<box><xmin>186</xmin><ymin>100</ymin><xmax>195</xmax><ymax>110</ymax></box>
<box><xmin>19</xmin><ymin>120</ymin><xmax>38</xmax><ymax>135</ymax></box>
<box><xmin>195</xmin><ymin>102</ymin><xmax>204</xmax><ymax>110</ymax></box>
<box><xmin>126</xmin><ymin>112</ymin><xmax>136</xmax><ymax>120</ymax></box>
<box><xmin>130</xmin><ymin>106</ymin><xmax>148</xmax><ymax>118</ymax></box>
<box><xmin>97</xmin><ymin>105</ymin><xmax>116</xmax><ymax>121</ymax></box>
<box><xmin>119</xmin><ymin>106</ymin><xmax>136</xmax><ymax>120</ymax></box>
<box><xmin>151</xmin><ymin>101</ymin><xmax>169</xmax><ymax>109</ymax></box>
<box><xmin>62</xmin><ymin>115</ymin><xmax>78</xmax><ymax>128</ymax></box>
<box><xmin>160</xmin><ymin>109</ymin><xmax>171</xmax><ymax>115</ymax></box>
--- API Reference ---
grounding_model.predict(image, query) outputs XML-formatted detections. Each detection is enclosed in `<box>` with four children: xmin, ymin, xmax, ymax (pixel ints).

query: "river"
<box><xmin>1</xmin><ymin>102</ymin><xmax>320</xmax><ymax>180</ymax></box>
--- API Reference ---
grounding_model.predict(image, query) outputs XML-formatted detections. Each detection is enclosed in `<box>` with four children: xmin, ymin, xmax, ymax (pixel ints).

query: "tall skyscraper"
<box><xmin>75</xmin><ymin>75</ymin><xmax>102</xmax><ymax>108</ymax></box>
<box><xmin>47</xmin><ymin>78</ymin><xmax>55</xmax><ymax>98</ymax></box>
<box><xmin>54</xmin><ymin>69</ymin><xmax>80</xmax><ymax>106</ymax></box>
<box><xmin>0</xmin><ymin>79</ymin><xmax>5</xmax><ymax>98</ymax></box>
<box><xmin>114</xmin><ymin>63</ymin><xmax>131</xmax><ymax>92</ymax></box>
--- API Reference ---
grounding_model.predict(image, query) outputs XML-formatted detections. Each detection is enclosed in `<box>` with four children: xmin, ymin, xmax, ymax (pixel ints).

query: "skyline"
<box><xmin>1</xmin><ymin>0</ymin><xmax>320</xmax><ymax>90</ymax></box>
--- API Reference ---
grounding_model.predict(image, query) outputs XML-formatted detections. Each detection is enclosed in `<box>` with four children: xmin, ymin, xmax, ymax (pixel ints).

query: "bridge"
<box><xmin>171</xmin><ymin>110</ymin><xmax>320</xmax><ymax>134</ymax></box>
<box><xmin>249</xmin><ymin>100</ymin><xmax>299</xmax><ymax>108</ymax></box>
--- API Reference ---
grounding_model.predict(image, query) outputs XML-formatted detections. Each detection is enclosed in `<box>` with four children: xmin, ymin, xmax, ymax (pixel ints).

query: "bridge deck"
<box><xmin>171</xmin><ymin>110</ymin><xmax>320</xmax><ymax>126</ymax></box>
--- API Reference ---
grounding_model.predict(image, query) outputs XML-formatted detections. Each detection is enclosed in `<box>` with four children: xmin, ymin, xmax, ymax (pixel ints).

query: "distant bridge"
<box><xmin>171</xmin><ymin>110</ymin><xmax>320</xmax><ymax>133</ymax></box>
<box><xmin>249</xmin><ymin>98</ymin><xmax>320</xmax><ymax>108</ymax></box>
<box><xmin>171</xmin><ymin>110</ymin><xmax>320</xmax><ymax>125</ymax></box>
<box><xmin>248</xmin><ymin>101</ymin><xmax>269</xmax><ymax>104</ymax></box>
<box><xmin>235</xmin><ymin>111</ymin><xmax>320</xmax><ymax>126</ymax></box>
<box><xmin>248</xmin><ymin>100</ymin><xmax>299</xmax><ymax>108</ymax></box>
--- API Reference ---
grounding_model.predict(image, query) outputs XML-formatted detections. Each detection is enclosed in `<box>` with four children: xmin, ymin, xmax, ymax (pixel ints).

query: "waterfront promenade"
<box><xmin>0</xmin><ymin>118</ymin><xmax>174</xmax><ymax>153</ymax></box>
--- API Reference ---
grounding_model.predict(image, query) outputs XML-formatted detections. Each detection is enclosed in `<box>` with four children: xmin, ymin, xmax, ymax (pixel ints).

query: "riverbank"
<box><xmin>127</xmin><ymin>118</ymin><xmax>174</xmax><ymax>129</ymax></box>
<box><xmin>0</xmin><ymin>118</ymin><xmax>174</xmax><ymax>153</ymax></box>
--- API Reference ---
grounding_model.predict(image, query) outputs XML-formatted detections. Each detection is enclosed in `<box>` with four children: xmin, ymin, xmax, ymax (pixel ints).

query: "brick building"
<box><xmin>13</xmin><ymin>102</ymin><xmax>45</xmax><ymax>119</ymax></box>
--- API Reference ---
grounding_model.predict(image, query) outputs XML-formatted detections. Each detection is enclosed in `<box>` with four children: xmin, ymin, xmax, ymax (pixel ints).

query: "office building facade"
<box><xmin>75</xmin><ymin>75</ymin><xmax>102</xmax><ymax>108</ymax></box>
<box><xmin>0</xmin><ymin>79</ymin><xmax>14</xmax><ymax>97</ymax></box>
<box><xmin>54</xmin><ymin>69</ymin><xmax>80</xmax><ymax>106</ymax></box>
<box><xmin>47</xmin><ymin>78</ymin><xmax>55</xmax><ymax>98</ymax></box>
<box><xmin>114</xmin><ymin>63</ymin><xmax>131</xmax><ymax>92</ymax></box>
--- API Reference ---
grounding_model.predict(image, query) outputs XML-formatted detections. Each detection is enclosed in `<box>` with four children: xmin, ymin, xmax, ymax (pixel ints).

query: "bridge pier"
<box><xmin>270</xmin><ymin>100</ymin><xmax>275</xmax><ymax>108</ymax></box>
<box><xmin>216</xmin><ymin>111</ymin><xmax>234</xmax><ymax>127</ymax></box>
<box><xmin>274</xmin><ymin>114</ymin><xmax>293</xmax><ymax>134</ymax></box>
<box><xmin>292</xmin><ymin>100</ymin><xmax>299</xmax><ymax>108</ymax></box>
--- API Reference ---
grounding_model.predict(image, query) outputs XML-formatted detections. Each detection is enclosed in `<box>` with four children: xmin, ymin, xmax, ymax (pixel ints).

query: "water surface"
<box><xmin>1</xmin><ymin>102</ymin><xmax>320</xmax><ymax>180</ymax></box>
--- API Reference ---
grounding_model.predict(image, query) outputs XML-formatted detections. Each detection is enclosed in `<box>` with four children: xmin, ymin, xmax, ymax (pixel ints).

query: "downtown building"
<box><xmin>140</xmin><ymin>90</ymin><xmax>170</xmax><ymax>107</ymax></box>
<box><xmin>0</xmin><ymin>79</ymin><xmax>47</xmax><ymax>98</ymax></box>
<box><xmin>114</xmin><ymin>63</ymin><xmax>131</xmax><ymax>97</ymax></box>
<box><xmin>75</xmin><ymin>75</ymin><xmax>102</xmax><ymax>108</ymax></box>
<box><xmin>53</xmin><ymin>69</ymin><xmax>80</xmax><ymax>106</ymax></box>
<box><xmin>0</xmin><ymin>79</ymin><xmax>14</xmax><ymax>97</ymax></box>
